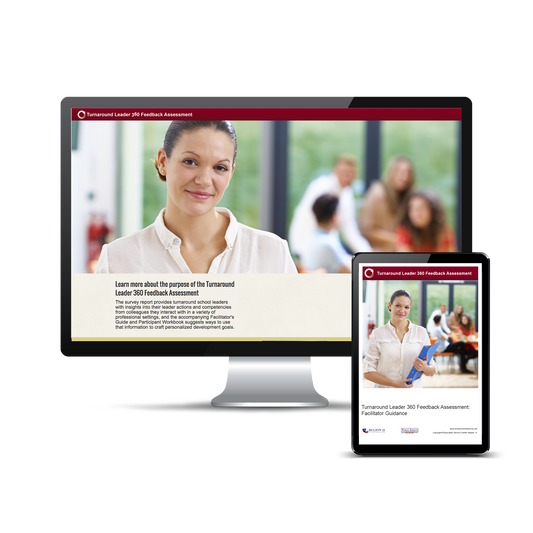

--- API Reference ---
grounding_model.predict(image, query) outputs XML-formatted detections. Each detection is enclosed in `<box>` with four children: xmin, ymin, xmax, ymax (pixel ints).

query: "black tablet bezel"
<box><xmin>351</xmin><ymin>252</ymin><xmax>489</xmax><ymax>455</ymax></box>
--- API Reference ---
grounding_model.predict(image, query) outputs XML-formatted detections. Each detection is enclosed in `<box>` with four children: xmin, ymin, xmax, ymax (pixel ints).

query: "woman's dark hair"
<box><xmin>312</xmin><ymin>194</ymin><xmax>339</xmax><ymax>224</ymax></box>
<box><xmin>461</xmin><ymin>313</ymin><xmax>474</xmax><ymax>332</ymax></box>
<box><xmin>400</xmin><ymin>190</ymin><xmax>446</xmax><ymax>249</ymax></box>
<box><xmin>389</xmin><ymin>289</ymin><xmax>411</xmax><ymax>305</ymax></box>
<box><xmin>154</xmin><ymin>121</ymin><xmax>237</xmax><ymax>182</ymax></box>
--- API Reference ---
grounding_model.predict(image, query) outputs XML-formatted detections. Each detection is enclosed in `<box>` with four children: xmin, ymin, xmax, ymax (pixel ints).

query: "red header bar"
<box><xmin>72</xmin><ymin>108</ymin><xmax>462</xmax><ymax>121</ymax></box>
<box><xmin>362</xmin><ymin>266</ymin><xmax>478</xmax><ymax>281</ymax></box>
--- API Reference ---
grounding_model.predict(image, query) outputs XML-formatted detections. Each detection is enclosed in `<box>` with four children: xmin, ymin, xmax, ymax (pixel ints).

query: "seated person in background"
<box><xmin>447</xmin><ymin>304</ymin><xmax>464</xmax><ymax>333</ymax></box>
<box><xmin>428</xmin><ymin>314</ymin><xmax>452</xmax><ymax>353</ymax></box>
<box><xmin>458</xmin><ymin>314</ymin><xmax>476</xmax><ymax>337</ymax></box>
<box><xmin>359</xmin><ymin>156</ymin><xmax>415</xmax><ymax>251</ymax></box>
<box><xmin>289</xmin><ymin>154</ymin><xmax>372</xmax><ymax>259</ymax></box>
<box><xmin>427</xmin><ymin>303</ymin><xmax>451</xmax><ymax>333</ymax></box>
<box><xmin>395</xmin><ymin>190</ymin><xmax>457</xmax><ymax>252</ymax></box>
<box><xmin>429</xmin><ymin>315</ymin><xmax>473</xmax><ymax>374</ymax></box>
<box><xmin>458</xmin><ymin>314</ymin><xmax>478</xmax><ymax>363</ymax></box>
<box><xmin>300</xmin><ymin>194</ymin><xmax>352</xmax><ymax>273</ymax></box>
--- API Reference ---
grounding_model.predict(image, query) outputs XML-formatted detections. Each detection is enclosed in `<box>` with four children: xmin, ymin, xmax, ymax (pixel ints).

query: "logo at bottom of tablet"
<box><xmin>401</xmin><ymin>428</ymin><xmax>419</xmax><ymax>433</ymax></box>
<box><xmin>362</xmin><ymin>428</ymin><xmax>385</xmax><ymax>433</ymax></box>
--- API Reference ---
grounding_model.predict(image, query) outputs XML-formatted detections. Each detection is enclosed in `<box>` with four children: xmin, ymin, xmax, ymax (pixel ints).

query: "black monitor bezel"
<box><xmin>61</xmin><ymin>96</ymin><xmax>472</xmax><ymax>357</ymax></box>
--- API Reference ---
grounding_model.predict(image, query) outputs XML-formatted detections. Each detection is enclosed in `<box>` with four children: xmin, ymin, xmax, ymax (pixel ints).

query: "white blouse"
<box><xmin>363</xmin><ymin>321</ymin><xmax>437</xmax><ymax>388</ymax></box>
<box><xmin>95</xmin><ymin>208</ymin><xmax>297</xmax><ymax>274</ymax></box>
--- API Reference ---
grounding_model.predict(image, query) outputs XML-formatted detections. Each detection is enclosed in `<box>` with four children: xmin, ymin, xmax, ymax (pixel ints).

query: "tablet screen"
<box><xmin>356</xmin><ymin>261</ymin><xmax>483</xmax><ymax>447</ymax></box>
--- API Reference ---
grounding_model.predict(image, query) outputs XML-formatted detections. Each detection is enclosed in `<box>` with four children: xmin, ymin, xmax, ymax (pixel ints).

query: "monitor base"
<box><xmin>211</xmin><ymin>356</ymin><xmax>328</xmax><ymax>407</ymax></box>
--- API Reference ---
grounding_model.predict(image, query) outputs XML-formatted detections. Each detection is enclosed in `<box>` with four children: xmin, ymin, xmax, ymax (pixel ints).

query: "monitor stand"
<box><xmin>211</xmin><ymin>356</ymin><xmax>328</xmax><ymax>407</ymax></box>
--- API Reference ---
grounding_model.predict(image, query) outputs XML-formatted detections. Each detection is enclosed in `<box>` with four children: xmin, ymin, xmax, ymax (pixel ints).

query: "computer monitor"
<box><xmin>61</xmin><ymin>97</ymin><xmax>472</xmax><ymax>406</ymax></box>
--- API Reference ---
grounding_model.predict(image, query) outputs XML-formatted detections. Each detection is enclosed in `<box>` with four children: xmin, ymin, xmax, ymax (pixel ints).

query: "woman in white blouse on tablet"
<box><xmin>364</xmin><ymin>289</ymin><xmax>437</xmax><ymax>388</ymax></box>
<box><xmin>95</xmin><ymin>121</ymin><xmax>296</xmax><ymax>274</ymax></box>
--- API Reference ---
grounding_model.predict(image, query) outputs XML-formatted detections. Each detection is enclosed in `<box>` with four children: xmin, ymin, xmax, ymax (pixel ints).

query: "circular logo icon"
<box><xmin>77</xmin><ymin>110</ymin><xmax>86</xmax><ymax>119</ymax></box>
<box><xmin>364</xmin><ymin>268</ymin><xmax>374</xmax><ymax>279</ymax></box>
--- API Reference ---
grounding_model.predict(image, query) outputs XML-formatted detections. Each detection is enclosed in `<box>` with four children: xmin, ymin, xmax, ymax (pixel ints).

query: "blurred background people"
<box><xmin>428</xmin><ymin>314</ymin><xmax>448</xmax><ymax>348</ymax></box>
<box><xmin>447</xmin><ymin>304</ymin><xmax>464</xmax><ymax>333</ymax></box>
<box><xmin>458</xmin><ymin>313</ymin><xmax>478</xmax><ymax>366</ymax></box>
<box><xmin>429</xmin><ymin>315</ymin><xmax>473</xmax><ymax>374</ymax></box>
<box><xmin>427</xmin><ymin>303</ymin><xmax>450</xmax><ymax>333</ymax></box>
<box><xmin>300</xmin><ymin>194</ymin><xmax>352</xmax><ymax>273</ymax></box>
<box><xmin>459</xmin><ymin>314</ymin><xmax>476</xmax><ymax>337</ymax></box>
<box><xmin>289</xmin><ymin>154</ymin><xmax>372</xmax><ymax>262</ymax></box>
<box><xmin>395</xmin><ymin>190</ymin><xmax>457</xmax><ymax>252</ymax></box>
<box><xmin>360</xmin><ymin>156</ymin><xmax>415</xmax><ymax>251</ymax></box>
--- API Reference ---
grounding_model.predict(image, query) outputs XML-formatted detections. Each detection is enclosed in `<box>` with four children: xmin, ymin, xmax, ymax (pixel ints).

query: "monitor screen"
<box><xmin>61</xmin><ymin>97</ymin><xmax>471</xmax><ymax>357</ymax></box>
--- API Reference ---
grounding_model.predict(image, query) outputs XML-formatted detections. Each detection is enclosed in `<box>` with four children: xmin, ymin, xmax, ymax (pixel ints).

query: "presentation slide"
<box><xmin>69</xmin><ymin>107</ymin><xmax>462</xmax><ymax>345</ymax></box>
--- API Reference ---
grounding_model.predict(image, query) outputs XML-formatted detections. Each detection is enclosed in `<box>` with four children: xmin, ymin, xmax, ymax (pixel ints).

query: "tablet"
<box><xmin>352</xmin><ymin>253</ymin><xmax>489</xmax><ymax>455</ymax></box>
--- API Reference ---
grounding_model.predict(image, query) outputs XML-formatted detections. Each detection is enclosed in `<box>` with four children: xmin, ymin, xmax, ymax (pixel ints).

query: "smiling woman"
<box><xmin>95</xmin><ymin>121</ymin><xmax>297</xmax><ymax>274</ymax></box>
<box><xmin>363</xmin><ymin>289</ymin><xmax>437</xmax><ymax>389</ymax></box>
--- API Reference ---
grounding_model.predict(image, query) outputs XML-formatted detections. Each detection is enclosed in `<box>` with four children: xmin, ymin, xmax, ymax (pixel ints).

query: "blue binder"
<box><xmin>406</xmin><ymin>342</ymin><xmax>440</xmax><ymax>384</ymax></box>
